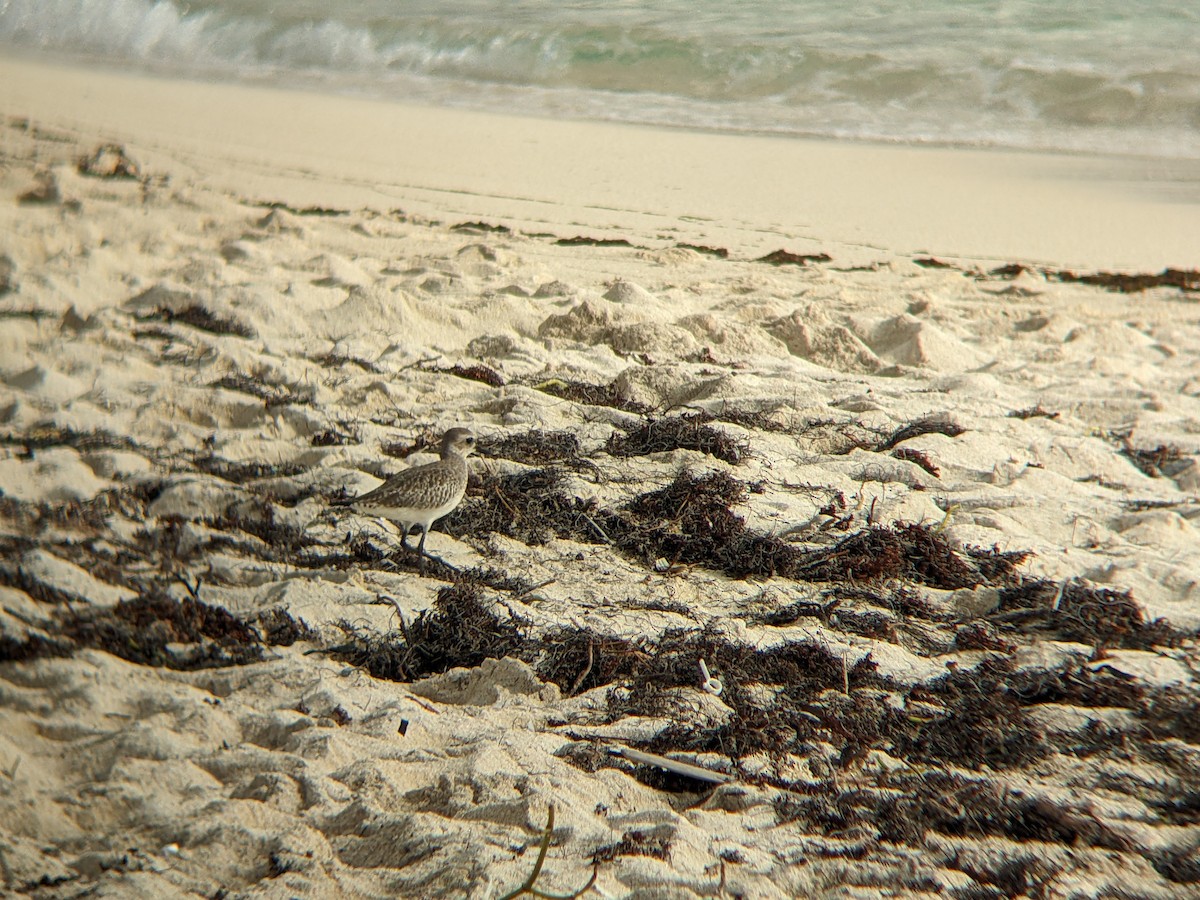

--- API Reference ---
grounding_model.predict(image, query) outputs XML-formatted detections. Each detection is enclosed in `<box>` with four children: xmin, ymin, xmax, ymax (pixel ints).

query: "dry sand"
<box><xmin>1</xmin><ymin>57</ymin><xmax>1199</xmax><ymax>899</ymax></box>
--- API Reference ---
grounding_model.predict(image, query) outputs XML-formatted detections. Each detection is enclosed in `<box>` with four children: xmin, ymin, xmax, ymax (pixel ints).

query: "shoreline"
<box><xmin>12</xmin><ymin>47</ymin><xmax>1200</xmax><ymax>168</ymax></box>
<box><xmin>4</xmin><ymin>54</ymin><xmax>1200</xmax><ymax>270</ymax></box>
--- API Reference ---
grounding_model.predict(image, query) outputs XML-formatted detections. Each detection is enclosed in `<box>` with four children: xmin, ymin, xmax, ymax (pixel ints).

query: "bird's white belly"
<box><xmin>359</xmin><ymin>497</ymin><xmax>460</xmax><ymax>530</ymax></box>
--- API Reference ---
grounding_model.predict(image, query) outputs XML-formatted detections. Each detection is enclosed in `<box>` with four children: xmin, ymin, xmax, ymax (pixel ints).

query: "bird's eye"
<box><xmin>466</xmin><ymin>437</ymin><xmax>476</xmax><ymax>444</ymax></box>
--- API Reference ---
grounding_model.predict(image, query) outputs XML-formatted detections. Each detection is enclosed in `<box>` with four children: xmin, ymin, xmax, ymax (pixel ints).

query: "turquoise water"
<box><xmin>2</xmin><ymin>0</ymin><xmax>1198</xmax><ymax>158</ymax></box>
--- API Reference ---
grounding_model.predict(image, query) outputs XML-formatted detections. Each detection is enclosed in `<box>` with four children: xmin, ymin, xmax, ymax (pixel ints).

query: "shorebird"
<box><xmin>341</xmin><ymin>427</ymin><xmax>476</xmax><ymax>573</ymax></box>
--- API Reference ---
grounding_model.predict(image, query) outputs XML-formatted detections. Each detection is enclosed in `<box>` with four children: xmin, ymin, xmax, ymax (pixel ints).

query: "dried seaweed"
<box><xmin>1138</xmin><ymin>687</ymin><xmax>1200</xmax><ymax>744</ymax></box>
<box><xmin>792</xmin><ymin>524</ymin><xmax>1010</xmax><ymax>590</ymax></box>
<box><xmin>0</xmin><ymin>484</ymin><xmax>158</xmax><ymax>533</ymax></box>
<box><xmin>1121</xmin><ymin>443</ymin><xmax>1187</xmax><ymax>478</ymax></box>
<box><xmin>311</xmin><ymin>352</ymin><xmax>382</xmax><ymax>374</ymax></box>
<box><xmin>451</xmin><ymin>221</ymin><xmax>512</xmax><ymax>235</ymax></box>
<box><xmin>893</xmin><ymin>656</ymin><xmax>1049</xmax><ymax>769</ymax></box>
<box><xmin>604</xmin><ymin>470</ymin><xmax>800</xmax><ymax>578</ymax></box>
<box><xmin>757</xmin><ymin>250</ymin><xmax>832</xmax><ymax>266</ymax></box>
<box><xmin>209</xmin><ymin>373</ymin><xmax>315</xmax><ymax>408</ymax></box>
<box><xmin>554</xmin><ymin>236</ymin><xmax>635</xmax><ymax>248</ymax></box>
<box><xmin>954</xmin><ymin>622</ymin><xmax>1016</xmax><ymax>653</ymax></box>
<box><xmin>310</xmin><ymin>428</ymin><xmax>357</xmax><ymax>447</ymax></box>
<box><xmin>63</xmin><ymin>592</ymin><xmax>267</xmax><ymax>669</ymax></box>
<box><xmin>751</xmin><ymin>598</ymin><xmax>832</xmax><ymax>627</ymax></box>
<box><xmin>0</xmin><ymin>307</ymin><xmax>52</xmax><ymax>321</ymax></box>
<box><xmin>441</xmin><ymin>468</ymin><xmax>598</xmax><ymax>546</ymax></box>
<box><xmin>193</xmin><ymin>454</ymin><xmax>310</xmax><ymax>483</ymax></box>
<box><xmin>884</xmin><ymin>770</ymin><xmax>1130</xmax><ymax>849</ymax></box>
<box><xmin>534</xmin><ymin>628</ymin><xmax>648</xmax><ymax>695</ymax></box>
<box><xmin>966</xmin><ymin>545</ymin><xmax>1032</xmax><ymax>583</ymax></box>
<box><xmin>606</xmin><ymin>415</ymin><xmax>746</xmax><ymax>464</ymax></box>
<box><xmin>0</xmin><ymin>632</ymin><xmax>74</xmax><ymax>663</ymax></box>
<box><xmin>891</xmin><ymin>447</ymin><xmax>940</xmax><ymax>477</ymax></box>
<box><xmin>950</xmin><ymin>855</ymin><xmax>1056</xmax><ymax>899</ymax></box>
<box><xmin>1152</xmin><ymin>792</ymin><xmax>1200</xmax><ymax>826</ymax></box>
<box><xmin>203</xmin><ymin>498</ymin><xmax>320</xmax><ymax>559</ymax></box>
<box><xmin>995</xmin><ymin>579</ymin><xmax>1186</xmax><ymax>650</ymax></box>
<box><xmin>989</xmin><ymin>263</ymin><xmax>1028</xmax><ymax>279</ymax></box>
<box><xmin>0</xmin><ymin>551</ymin><xmax>95</xmax><ymax>606</ymax></box>
<box><xmin>831</xmin><ymin>608</ymin><xmax>898</xmax><ymax>642</ymax></box>
<box><xmin>1049</xmin><ymin>268</ymin><xmax>1200</xmax><ymax>293</ymax></box>
<box><xmin>674</xmin><ymin>243</ymin><xmax>728</xmax><ymax>258</ymax></box>
<box><xmin>449</xmin><ymin>466</ymin><xmax>1023</xmax><ymax>589</ymax></box>
<box><xmin>606</xmin><ymin>628</ymin><xmax>890</xmax><ymax>762</ymax></box>
<box><xmin>328</xmin><ymin>583</ymin><xmax>526</xmax><ymax>681</ymax></box>
<box><xmin>436</xmin><ymin>363</ymin><xmax>506</xmax><ymax>387</ymax></box>
<box><xmin>591</xmin><ymin>828</ymin><xmax>672</xmax><ymax>865</ymax></box>
<box><xmin>255</xmin><ymin>607</ymin><xmax>319</xmax><ymax>646</ymax></box>
<box><xmin>1149</xmin><ymin>846</ymin><xmax>1200</xmax><ymax>884</ymax></box>
<box><xmin>149</xmin><ymin>303</ymin><xmax>255</xmax><ymax>338</ymax></box>
<box><xmin>0</xmin><ymin>425</ymin><xmax>143</xmax><ymax>455</ymax></box>
<box><xmin>380</xmin><ymin>433</ymin><xmax>437</xmax><ymax>459</ymax></box>
<box><xmin>477</xmin><ymin>430</ymin><xmax>582</xmax><ymax>465</ymax></box>
<box><xmin>1007</xmin><ymin>662</ymin><xmax>1146</xmax><ymax>709</ymax></box>
<box><xmin>787</xmin><ymin>415</ymin><xmax>965</xmax><ymax>457</ymax></box>
<box><xmin>875</xmin><ymin>417</ymin><xmax>965</xmax><ymax>452</ymax></box>
<box><xmin>528</xmin><ymin>377</ymin><xmax>652</xmax><ymax>415</ymax></box>
<box><xmin>1008</xmin><ymin>404</ymin><xmax>1060</xmax><ymax>420</ymax></box>
<box><xmin>699</xmin><ymin>407</ymin><xmax>791</xmax><ymax>433</ymax></box>
<box><xmin>253</xmin><ymin>201</ymin><xmax>349</xmax><ymax>217</ymax></box>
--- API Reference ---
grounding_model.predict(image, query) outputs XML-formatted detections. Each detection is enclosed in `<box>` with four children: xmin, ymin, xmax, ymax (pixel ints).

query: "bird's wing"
<box><xmin>351</xmin><ymin>462</ymin><xmax>463</xmax><ymax>508</ymax></box>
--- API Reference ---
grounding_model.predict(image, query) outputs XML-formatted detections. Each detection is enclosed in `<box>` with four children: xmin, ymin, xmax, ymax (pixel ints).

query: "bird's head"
<box><xmin>441</xmin><ymin>427</ymin><xmax>477</xmax><ymax>458</ymax></box>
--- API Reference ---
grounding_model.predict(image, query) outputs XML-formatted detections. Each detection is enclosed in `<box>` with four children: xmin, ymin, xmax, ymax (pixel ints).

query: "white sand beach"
<box><xmin>1</xmin><ymin>56</ymin><xmax>1199</xmax><ymax>898</ymax></box>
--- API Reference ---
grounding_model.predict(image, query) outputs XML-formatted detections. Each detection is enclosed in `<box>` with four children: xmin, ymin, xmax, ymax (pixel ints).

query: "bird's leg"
<box><xmin>398</xmin><ymin>526</ymin><xmax>411</xmax><ymax>551</ymax></box>
<box><xmin>416</xmin><ymin>526</ymin><xmax>428</xmax><ymax>575</ymax></box>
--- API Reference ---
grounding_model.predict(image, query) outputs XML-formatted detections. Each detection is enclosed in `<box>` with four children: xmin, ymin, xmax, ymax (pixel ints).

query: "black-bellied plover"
<box><xmin>342</xmin><ymin>427</ymin><xmax>475</xmax><ymax>572</ymax></box>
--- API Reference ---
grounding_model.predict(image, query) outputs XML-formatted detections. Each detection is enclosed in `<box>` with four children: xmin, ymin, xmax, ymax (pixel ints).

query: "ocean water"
<box><xmin>2</xmin><ymin>0</ymin><xmax>1198</xmax><ymax>159</ymax></box>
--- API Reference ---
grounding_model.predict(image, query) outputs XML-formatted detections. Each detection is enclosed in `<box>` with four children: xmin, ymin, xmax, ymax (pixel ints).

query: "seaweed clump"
<box><xmin>528</xmin><ymin>377</ymin><xmax>652</xmax><ymax>415</ymax></box>
<box><xmin>591</xmin><ymin>828</ymin><xmax>672</xmax><ymax>865</ymax></box>
<box><xmin>193</xmin><ymin>454</ymin><xmax>310</xmax><ymax>484</ymax></box>
<box><xmin>149</xmin><ymin>303</ymin><xmax>255</xmax><ymax>338</ymax></box>
<box><xmin>757</xmin><ymin>249</ymin><xmax>832</xmax><ymax>266</ymax></box>
<box><xmin>777</xmin><ymin>768</ymin><xmax>1132</xmax><ymax>853</ymax></box>
<box><xmin>604</xmin><ymin>469</ymin><xmax>1026</xmax><ymax>587</ymax></box>
<box><xmin>893</xmin><ymin>656</ymin><xmax>1049</xmax><ymax>770</ymax></box>
<box><xmin>477</xmin><ymin>430</ymin><xmax>582</xmax><ymax>465</ymax></box>
<box><xmin>329</xmin><ymin>582</ymin><xmax>527</xmax><ymax>682</ymax></box>
<box><xmin>1048</xmin><ymin>267</ymin><xmax>1200</xmax><ymax>293</ymax></box>
<box><xmin>0</xmin><ymin>425</ymin><xmax>144</xmax><ymax>456</ymax></box>
<box><xmin>606</xmin><ymin>414</ymin><xmax>746</xmax><ymax>464</ymax></box>
<box><xmin>535</xmin><ymin>628</ymin><xmax>649</xmax><ymax>696</ymax></box>
<box><xmin>604</xmin><ymin>470</ymin><xmax>798</xmax><ymax>578</ymax></box>
<box><xmin>441</xmin><ymin>468</ymin><xmax>601</xmax><ymax>546</ymax></box>
<box><xmin>64</xmin><ymin>593</ymin><xmax>268</xmax><ymax>669</ymax></box>
<box><xmin>0</xmin><ymin>632</ymin><xmax>74</xmax><ymax>664</ymax></box>
<box><xmin>0</xmin><ymin>484</ymin><xmax>156</xmax><ymax>534</ymax></box>
<box><xmin>874</xmin><ymin>416</ymin><xmax>965</xmax><ymax>452</ymax></box>
<box><xmin>794</xmin><ymin>525</ymin><xmax>1026</xmax><ymax>590</ymax></box>
<box><xmin>1122</xmin><ymin>442</ymin><xmax>1187</xmax><ymax>478</ymax></box>
<box><xmin>209</xmin><ymin>372</ymin><xmax>315</xmax><ymax>408</ymax></box>
<box><xmin>203</xmin><ymin>497</ymin><xmax>320</xmax><ymax>561</ymax></box>
<box><xmin>436</xmin><ymin>362</ymin><xmax>506</xmax><ymax>387</ymax></box>
<box><xmin>995</xmin><ymin>579</ymin><xmax>1186</xmax><ymax>650</ymax></box>
<box><xmin>443</xmin><ymin>465</ymin><xmax>1029</xmax><ymax>590</ymax></box>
